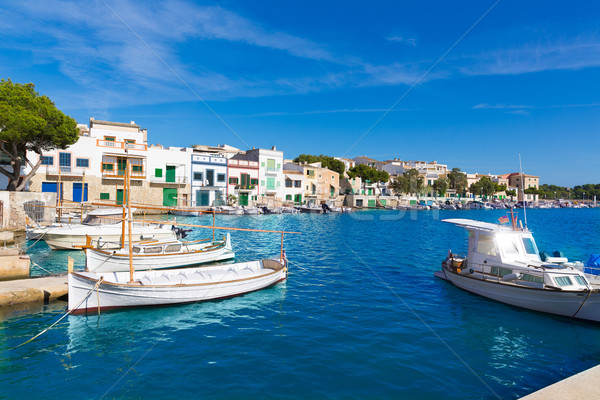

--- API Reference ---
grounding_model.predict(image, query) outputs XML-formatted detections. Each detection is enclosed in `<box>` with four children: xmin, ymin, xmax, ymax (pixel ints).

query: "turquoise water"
<box><xmin>2</xmin><ymin>209</ymin><xmax>600</xmax><ymax>399</ymax></box>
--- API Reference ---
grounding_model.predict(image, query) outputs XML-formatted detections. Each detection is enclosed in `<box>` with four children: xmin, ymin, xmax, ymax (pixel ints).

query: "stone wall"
<box><xmin>3</xmin><ymin>192</ymin><xmax>57</xmax><ymax>230</ymax></box>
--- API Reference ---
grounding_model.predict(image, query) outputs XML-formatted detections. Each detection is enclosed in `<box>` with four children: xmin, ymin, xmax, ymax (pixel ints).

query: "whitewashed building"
<box><xmin>190</xmin><ymin>152</ymin><xmax>228</xmax><ymax>207</ymax></box>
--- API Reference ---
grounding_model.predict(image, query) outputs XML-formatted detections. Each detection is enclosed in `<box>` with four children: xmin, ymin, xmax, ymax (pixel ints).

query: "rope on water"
<box><xmin>8</xmin><ymin>277</ymin><xmax>104</xmax><ymax>350</ymax></box>
<box><xmin>30</xmin><ymin>260</ymin><xmax>59</xmax><ymax>276</ymax></box>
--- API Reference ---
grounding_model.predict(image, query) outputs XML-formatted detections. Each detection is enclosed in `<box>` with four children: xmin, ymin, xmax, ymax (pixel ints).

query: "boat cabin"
<box><xmin>82</xmin><ymin>208</ymin><xmax>135</xmax><ymax>226</ymax></box>
<box><xmin>444</xmin><ymin>218</ymin><xmax>591</xmax><ymax>291</ymax></box>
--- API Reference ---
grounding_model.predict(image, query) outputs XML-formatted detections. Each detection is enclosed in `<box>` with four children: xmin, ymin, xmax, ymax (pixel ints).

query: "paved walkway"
<box><xmin>521</xmin><ymin>364</ymin><xmax>600</xmax><ymax>399</ymax></box>
<box><xmin>0</xmin><ymin>275</ymin><xmax>68</xmax><ymax>306</ymax></box>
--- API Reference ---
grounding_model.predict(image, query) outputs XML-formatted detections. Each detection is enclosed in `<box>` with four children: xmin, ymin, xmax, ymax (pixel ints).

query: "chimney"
<box><xmin>271</xmin><ymin>146</ymin><xmax>276</xmax><ymax>151</ymax></box>
<box><xmin>130</xmin><ymin>121</ymin><xmax>135</xmax><ymax>125</ymax></box>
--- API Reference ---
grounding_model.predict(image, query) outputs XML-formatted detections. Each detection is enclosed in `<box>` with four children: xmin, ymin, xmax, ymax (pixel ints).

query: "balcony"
<box><xmin>148</xmin><ymin>175</ymin><xmax>188</xmax><ymax>185</ymax></box>
<box><xmin>97</xmin><ymin>139</ymin><xmax>147</xmax><ymax>151</ymax></box>
<box><xmin>43</xmin><ymin>166</ymin><xmax>87</xmax><ymax>177</ymax></box>
<box><xmin>102</xmin><ymin>169</ymin><xmax>146</xmax><ymax>180</ymax></box>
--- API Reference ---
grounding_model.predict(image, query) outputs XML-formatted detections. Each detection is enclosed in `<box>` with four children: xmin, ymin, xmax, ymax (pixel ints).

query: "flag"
<box><xmin>498</xmin><ymin>215</ymin><xmax>509</xmax><ymax>224</ymax></box>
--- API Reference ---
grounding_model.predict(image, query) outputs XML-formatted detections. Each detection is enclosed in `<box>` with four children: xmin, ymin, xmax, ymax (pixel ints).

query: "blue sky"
<box><xmin>1</xmin><ymin>0</ymin><xmax>599</xmax><ymax>186</ymax></box>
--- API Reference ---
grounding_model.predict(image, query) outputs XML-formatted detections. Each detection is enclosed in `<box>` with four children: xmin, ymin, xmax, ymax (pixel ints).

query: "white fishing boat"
<box><xmin>68</xmin><ymin>257</ymin><xmax>287</xmax><ymax>314</ymax></box>
<box><xmin>86</xmin><ymin>233</ymin><xmax>235</xmax><ymax>272</ymax></box>
<box><xmin>436</xmin><ymin>216</ymin><xmax>600</xmax><ymax>322</ymax></box>
<box><xmin>42</xmin><ymin>208</ymin><xmax>176</xmax><ymax>250</ymax></box>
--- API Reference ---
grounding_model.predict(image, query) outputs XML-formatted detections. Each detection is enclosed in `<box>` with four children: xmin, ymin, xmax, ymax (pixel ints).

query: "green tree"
<box><xmin>505</xmin><ymin>189</ymin><xmax>517</xmax><ymax>200</ymax></box>
<box><xmin>469</xmin><ymin>176</ymin><xmax>496</xmax><ymax>199</ymax></box>
<box><xmin>391</xmin><ymin>169</ymin><xmax>423</xmax><ymax>196</ymax></box>
<box><xmin>293</xmin><ymin>154</ymin><xmax>345</xmax><ymax>175</ymax></box>
<box><xmin>0</xmin><ymin>79</ymin><xmax>79</xmax><ymax>191</ymax></box>
<box><xmin>347</xmin><ymin>164</ymin><xmax>389</xmax><ymax>193</ymax></box>
<box><xmin>448</xmin><ymin>168</ymin><xmax>468</xmax><ymax>196</ymax></box>
<box><xmin>432</xmin><ymin>177</ymin><xmax>449</xmax><ymax>197</ymax></box>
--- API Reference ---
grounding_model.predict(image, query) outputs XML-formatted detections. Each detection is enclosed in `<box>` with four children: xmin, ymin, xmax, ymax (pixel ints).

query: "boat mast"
<box><xmin>519</xmin><ymin>153</ymin><xmax>528</xmax><ymax>229</ymax></box>
<box><xmin>126</xmin><ymin>155</ymin><xmax>134</xmax><ymax>283</ymax></box>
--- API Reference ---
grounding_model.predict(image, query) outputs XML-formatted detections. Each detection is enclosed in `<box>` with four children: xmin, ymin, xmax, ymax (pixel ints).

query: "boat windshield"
<box><xmin>522</xmin><ymin>237</ymin><xmax>538</xmax><ymax>256</ymax></box>
<box><xmin>496</xmin><ymin>234</ymin><xmax>521</xmax><ymax>257</ymax></box>
<box><xmin>82</xmin><ymin>215</ymin><xmax>120</xmax><ymax>225</ymax></box>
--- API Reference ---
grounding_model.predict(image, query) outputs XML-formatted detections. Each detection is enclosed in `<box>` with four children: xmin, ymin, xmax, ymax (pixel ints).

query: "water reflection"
<box><xmin>65</xmin><ymin>283</ymin><xmax>287</xmax><ymax>354</ymax></box>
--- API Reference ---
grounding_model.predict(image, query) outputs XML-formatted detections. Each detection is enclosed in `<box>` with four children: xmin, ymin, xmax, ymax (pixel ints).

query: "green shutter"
<box><xmin>100</xmin><ymin>193</ymin><xmax>110</xmax><ymax>200</ymax></box>
<box><xmin>155</xmin><ymin>168</ymin><xmax>163</xmax><ymax>178</ymax></box>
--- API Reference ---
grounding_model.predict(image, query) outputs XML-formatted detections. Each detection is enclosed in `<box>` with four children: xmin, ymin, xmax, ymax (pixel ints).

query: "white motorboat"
<box><xmin>170</xmin><ymin>208</ymin><xmax>202</xmax><ymax>217</ymax></box>
<box><xmin>42</xmin><ymin>208</ymin><xmax>176</xmax><ymax>250</ymax></box>
<box><xmin>68</xmin><ymin>257</ymin><xmax>287</xmax><ymax>314</ymax></box>
<box><xmin>436</xmin><ymin>217</ymin><xmax>600</xmax><ymax>323</ymax></box>
<box><xmin>296</xmin><ymin>201</ymin><xmax>324</xmax><ymax>214</ymax></box>
<box><xmin>86</xmin><ymin>233</ymin><xmax>235</xmax><ymax>273</ymax></box>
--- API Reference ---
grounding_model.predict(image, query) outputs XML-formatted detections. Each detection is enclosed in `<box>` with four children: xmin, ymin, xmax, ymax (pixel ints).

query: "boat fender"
<box><xmin>501</xmin><ymin>273</ymin><xmax>521</xmax><ymax>282</ymax></box>
<box><xmin>459</xmin><ymin>268</ymin><xmax>474</xmax><ymax>276</ymax></box>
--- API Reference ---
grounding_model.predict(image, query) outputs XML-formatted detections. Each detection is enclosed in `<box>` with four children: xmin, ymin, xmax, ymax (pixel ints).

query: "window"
<box><xmin>59</xmin><ymin>152</ymin><xmax>71</xmax><ymax>167</ymax></box>
<box><xmin>286</xmin><ymin>195</ymin><xmax>292</xmax><ymax>200</ymax></box>
<box><xmin>522</xmin><ymin>237</ymin><xmax>538</xmax><ymax>255</ymax></box>
<box><xmin>519</xmin><ymin>274</ymin><xmax>543</xmax><ymax>284</ymax></box>
<box><xmin>76</xmin><ymin>158</ymin><xmax>89</xmax><ymax>168</ymax></box>
<box><xmin>155</xmin><ymin>168</ymin><xmax>163</xmax><ymax>178</ymax></box>
<box><xmin>476</xmin><ymin>234</ymin><xmax>497</xmax><ymax>256</ymax></box>
<box><xmin>490</xmin><ymin>266</ymin><xmax>512</xmax><ymax>277</ymax></box>
<box><xmin>251</xmin><ymin>178</ymin><xmax>258</xmax><ymax>185</ymax></box>
<box><xmin>497</xmin><ymin>235</ymin><xmax>520</xmax><ymax>257</ymax></box>
<box><xmin>217</xmin><ymin>173</ymin><xmax>225</xmax><ymax>182</ymax></box>
<box><xmin>194</xmin><ymin>172</ymin><xmax>203</xmax><ymax>181</ymax></box>
<box><xmin>267</xmin><ymin>159</ymin><xmax>276</xmax><ymax>170</ymax></box>
<box><xmin>41</xmin><ymin>156</ymin><xmax>54</xmax><ymax>166</ymax></box>
<box><xmin>285</xmin><ymin>179</ymin><xmax>292</xmax><ymax>188</ymax></box>
<box><xmin>229</xmin><ymin>177</ymin><xmax>238</xmax><ymax>185</ymax></box>
<box><xmin>102</xmin><ymin>163</ymin><xmax>114</xmax><ymax>171</ymax></box>
<box><xmin>100</xmin><ymin>193</ymin><xmax>110</xmax><ymax>200</ymax></box>
<box><xmin>104</xmin><ymin>136</ymin><xmax>115</xmax><ymax>141</ymax></box>
<box><xmin>267</xmin><ymin>177</ymin><xmax>275</xmax><ymax>190</ymax></box>
<box><xmin>294</xmin><ymin>180</ymin><xmax>301</xmax><ymax>188</ymax></box>
<box><xmin>574</xmin><ymin>276</ymin><xmax>587</xmax><ymax>286</ymax></box>
<box><xmin>555</xmin><ymin>276</ymin><xmax>573</xmax><ymax>287</ymax></box>
<box><xmin>132</xmin><ymin>165</ymin><xmax>143</xmax><ymax>173</ymax></box>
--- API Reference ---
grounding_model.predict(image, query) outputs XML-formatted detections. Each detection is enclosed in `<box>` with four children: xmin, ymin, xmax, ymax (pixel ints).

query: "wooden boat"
<box><xmin>68</xmin><ymin>258</ymin><xmax>287</xmax><ymax>314</ymax></box>
<box><xmin>68</xmin><ymin>159</ymin><xmax>297</xmax><ymax>314</ymax></box>
<box><xmin>86</xmin><ymin>233</ymin><xmax>235</xmax><ymax>272</ymax></box>
<box><xmin>42</xmin><ymin>208</ymin><xmax>176</xmax><ymax>250</ymax></box>
<box><xmin>436</xmin><ymin>217</ymin><xmax>600</xmax><ymax>323</ymax></box>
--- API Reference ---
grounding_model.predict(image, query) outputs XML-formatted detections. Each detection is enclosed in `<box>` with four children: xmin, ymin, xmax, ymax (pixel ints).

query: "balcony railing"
<box><xmin>148</xmin><ymin>175</ymin><xmax>188</xmax><ymax>184</ymax></box>
<box><xmin>44</xmin><ymin>166</ymin><xmax>86</xmax><ymax>177</ymax></box>
<box><xmin>97</xmin><ymin>139</ymin><xmax>147</xmax><ymax>151</ymax></box>
<box><xmin>102</xmin><ymin>169</ymin><xmax>146</xmax><ymax>180</ymax></box>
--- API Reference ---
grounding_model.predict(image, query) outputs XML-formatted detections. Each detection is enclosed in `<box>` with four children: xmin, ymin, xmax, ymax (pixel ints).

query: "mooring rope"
<box><xmin>8</xmin><ymin>277</ymin><xmax>104</xmax><ymax>350</ymax></box>
<box><xmin>30</xmin><ymin>260</ymin><xmax>58</xmax><ymax>276</ymax></box>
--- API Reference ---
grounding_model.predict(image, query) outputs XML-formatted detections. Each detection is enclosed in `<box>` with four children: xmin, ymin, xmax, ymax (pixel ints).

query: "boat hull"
<box><xmin>68</xmin><ymin>259</ymin><xmax>287</xmax><ymax>313</ymax></box>
<box><xmin>443</xmin><ymin>270</ymin><xmax>600</xmax><ymax>322</ymax></box>
<box><xmin>43</xmin><ymin>226</ymin><xmax>176</xmax><ymax>250</ymax></box>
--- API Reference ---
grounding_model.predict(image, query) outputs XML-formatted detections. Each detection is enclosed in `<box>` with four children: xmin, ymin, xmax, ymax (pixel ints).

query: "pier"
<box><xmin>520</xmin><ymin>365</ymin><xmax>600</xmax><ymax>399</ymax></box>
<box><xmin>0</xmin><ymin>275</ymin><xmax>67</xmax><ymax>307</ymax></box>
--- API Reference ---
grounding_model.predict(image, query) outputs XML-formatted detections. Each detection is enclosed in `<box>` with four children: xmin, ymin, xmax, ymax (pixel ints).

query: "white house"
<box><xmin>190</xmin><ymin>152</ymin><xmax>228</xmax><ymax>207</ymax></box>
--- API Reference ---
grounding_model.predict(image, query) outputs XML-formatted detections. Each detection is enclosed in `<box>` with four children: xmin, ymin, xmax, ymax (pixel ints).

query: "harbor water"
<box><xmin>2</xmin><ymin>208</ymin><xmax>600</xmax><ymax>399</ymax></box>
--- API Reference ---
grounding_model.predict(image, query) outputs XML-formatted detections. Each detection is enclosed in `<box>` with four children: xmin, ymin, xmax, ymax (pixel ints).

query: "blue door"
<box><xmin>196</xmin><ymin>190</ymin><xmax>210</xmax><ymax>206</ymax></box>
<box><xmin>42</xmin><ymin>182</ymin><xmax>63</xmax><ymax>200</ymax></box>
<box><xmin>72</xmin><ymin>183</ymin><xmax>88</xmax><ymax>202</ymax></box>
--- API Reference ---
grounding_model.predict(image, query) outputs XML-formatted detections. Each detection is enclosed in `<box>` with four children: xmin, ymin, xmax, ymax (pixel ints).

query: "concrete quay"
<box><xmin>521</xmin><ymin>364</ymin><xmax>600</xmax><ymax>399</ymax></box>
<box><xmin>0</xmin><ymin>275</ymin><xmax>68</xmax><ymax>307</ymax></box>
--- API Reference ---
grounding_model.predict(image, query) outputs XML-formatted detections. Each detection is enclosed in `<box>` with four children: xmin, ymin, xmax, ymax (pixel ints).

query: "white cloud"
<box><xmin>459</xmin><ymin>35</ymin><xmax>600</xmax><ymax>76</ymax></box>
<box><xmin>385</xmin><ymin>36</ymin><xmax>417</xmax><ymax>47</ymax></box>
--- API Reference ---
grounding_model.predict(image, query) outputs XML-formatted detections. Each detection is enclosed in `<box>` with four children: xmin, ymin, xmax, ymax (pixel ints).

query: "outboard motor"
<box><xmin>322</xmin><ymin>203</ymin><xmax>331</xmax><ymax>213</ymax></box>
<box><xmin>172</xmin><ymin>226</ymin><xmax>192</xmax><ymax>239</ymax></box>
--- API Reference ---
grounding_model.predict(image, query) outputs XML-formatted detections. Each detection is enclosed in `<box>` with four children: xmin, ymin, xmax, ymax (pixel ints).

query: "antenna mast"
<box><xmin>519</xmin><ymin>153</ymin><xmax>528</xmax><ymax>230</ymax></box>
